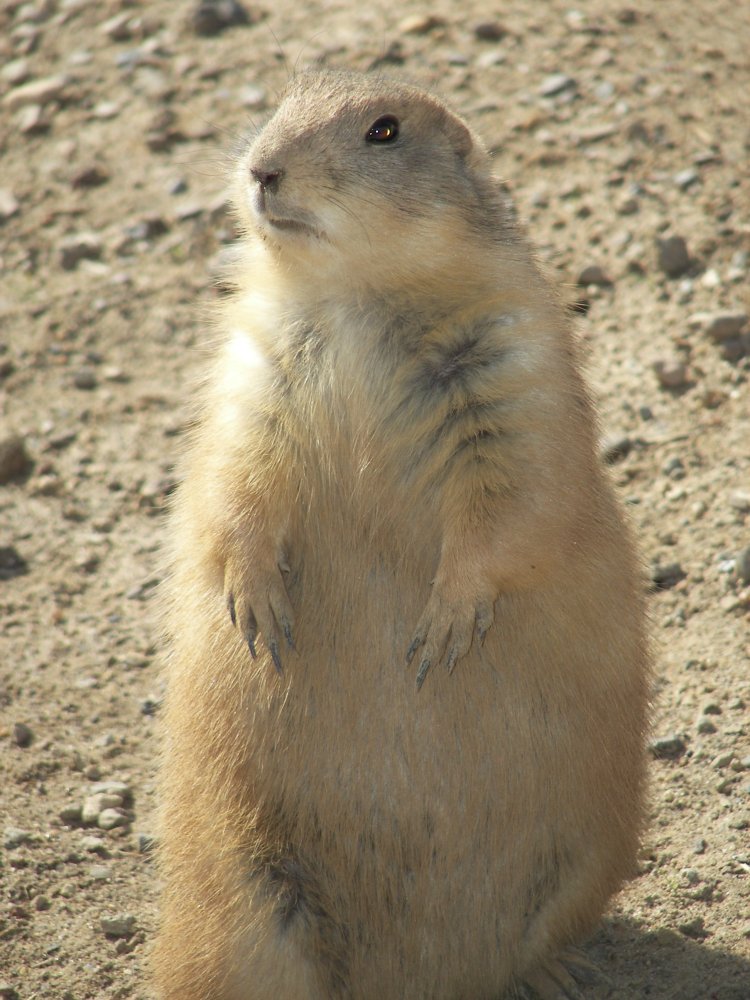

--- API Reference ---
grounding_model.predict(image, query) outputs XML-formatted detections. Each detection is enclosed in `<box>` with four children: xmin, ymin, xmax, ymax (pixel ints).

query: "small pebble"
<box><xmin>145</xmin><ymin>109</ymin><xmax>182</xmax><ymax>152</ymax></box>
<box><xmin>539</xmin><ymin>73</ymin><xmax>577</xmax><ymax>98</ymax></box>
<box><xmin>678</xmin><ymin>915</ymin><xmax>708</xmax><ymax>939</ymax></box>
<box><xmin>90</xmin><ymin>780</ymin><xmax>133</xmax><ymax>802</ymax></box>
<box><xmin>473</xmin><ymin>21</ymin><xmax>507</xmax><ymax>41</ymax></box>
<box><xmin>719</xmin><ymin>337</ymin><xmax>748</xmax><ymax>363</ymax></box>
<box><xmin>675</xmin><ymin>278</ymin><xmax>694</xmax><ymax>303</ymax></box>
<box><xmin>730</xmin><ymin>491</ymin><xmax>750</xmax><ymax>513</ymax></box>
<box><xmin>168</xmin><ymin>176</ymin><xmax>189</xmax><ymax>196</ymax></box>
<box><xmin>71</xmin><ymin>165</ymin><xmax>110</xmax><ymax>189</ymax></box>
<box><xmin>681</xmin><ymin>868</ymin><xmax>701</xmax><ymax>885</ymax></box>
<box><xmin>136</xmin><ymin>832</ymin><xmax>156</xmax><ymax>854</ymax></box>
<box><xmin>650</xmin><ymin>562</ymin><xmax>686</xmax><ymax>590</ymax></box>
<box><xmin>238</xmin><ymin>85</ymin><xmax>266</xmax><ymax>109</ymax></box>
<box><xmin>59</xmin><ymin>804</ymin><xmax>83</xmax><ymax>825</ymax></box>
<box><xmin>124</xmin><ymin>215</ymin><xmax>169</xmax><ymax>240</ymax></box>
<box><xmin>82</xmin><ymin>792</ymin><xmax>124</xmax><ymax>824</ymax></box>
<box><xmin>701</xmin><ymin>268</ymin><xmax>721</xmax><ymax>289</ymax></box>
<box><xmin>16</xmin><ymin>100</ymin><xmax>44</xmax><ymax>132</ymax></box>
<box><xmin>11</xmin><ymin>722</ymin><xmax>33</xmax><ymax>747</ymax></box>
<box><xmin>98</xmin><ymin>808</ymin><xmax>130</xmax><ymax>830</ymax></box>
<box><xmin>600</xmin><ymin>433</ymin><xmax>632</xmax><ymax>464</ymax></box>
<box><xmin>735</xmin><ymin>546</ymin><xmax>750</xmax><ymax>584</ymax></box>
<box><xmin>1</xmin><ymin>58</ymin><xmax>30</xmax><ymax>85</ymax></box>
<box><xmin>190</xmin><ymin>0</ymin><xmax>250</xmax><ymax>35</ymax></box>
<box><xmin>101</xmin><ymin>913</ymin><xmax>136</xmax><ymax>938</ymax></box>
<box><xmin>674</xmin><ymin>168</ymin><xmax>699</xmax><ymax>190</ymax></box>
<box><xmin>577</xmin><ymin>264</ymin><xmax>612</xmax><ymax>287</ymax></box>
<box><xmin>60</xmin><ymin>233</ymin><xmax>103</xmax><ymax>270</ymax></box>
<box><xmin>617</xmin><ymin>196</ymin><xmax>639</xmax><ymax>215</ymax></box>
<box><xmin>2</xmin><ymin>73</ymin><xmax>68</xmax><ymax>110</ymax></box>
<box><xmin>688</xmin><ymin>311</ymin><xmax>748</xmax><ymax>342</ymax></box>
<box><xmin>4</xmin><ymin>826</ymin><xmax>32</xmax><ymax>849</ymax></box>
<box><xmin>398</xmin><ymin>13</ymin><xmax>444</xmax><ymax>34</ymax></box>
<box><xmin>656</xmin><ymin>235</ymin><xmax>690</xmax><ymax>278</ymax></box>
<box><xmin>101</xmin><ymin>12</ymin><xmax>134</xmax><ymax>40</ymax></box>
<box><xmin>92</xmin><ymin>100</ymin><xmax>120</xmax><ymax>119</ymax></box>
<box><xmin>701</xmin><ymin>387</ymin><xmax>727</xmax><ymax>410</ymax></box>
<box><xmin>0</xmin><ymin>435</ymin><xmax>31</xmax><ymax>484</ymax></box>
<box><xmin>696</xmin><ymin>716</ymin><xmax>718</xmax><ymax>735</ymax></box>
<box><xmin>73</xmin><ymin>368</ymin><xmax>98</xmax><ymax>390</ymax></box>
<box><xmin>653</xmin><ymin>357</ymin><xmax>688</xmax><ymax>389</ymax></box>
<box><xmin>649</xmin><ymin>734</ymin><xmax>686</xmax><ymax>759</ymax></box>
<box><xmin>0</xmin><ymin>546</ymin><xmax>28</xmax><ymax>580</ymax></box>
<box><xmin>0</xmin><ymin>188</ymin><xmax>20</xmax><ymax>220</ymax></box>
<box><xmin>80</xmin><ymin>835</ymin><xmax>107</xmax><ymax>852</ymax></box>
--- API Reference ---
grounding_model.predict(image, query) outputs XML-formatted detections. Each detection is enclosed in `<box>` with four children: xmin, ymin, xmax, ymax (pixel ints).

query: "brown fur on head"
<box><xmin>230</xmin><ymin>71</ymin><xmax>515</xmax><ymax>298</ymax></box>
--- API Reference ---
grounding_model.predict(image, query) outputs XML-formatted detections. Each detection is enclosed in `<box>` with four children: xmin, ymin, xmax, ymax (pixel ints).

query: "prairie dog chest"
<box><xmin>237</xmin><ymin>294</ymin><xmax>424</xmax><ymax>475</ymax></box>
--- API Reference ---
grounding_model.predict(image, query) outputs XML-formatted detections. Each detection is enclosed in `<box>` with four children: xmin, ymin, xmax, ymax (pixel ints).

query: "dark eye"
<box><xmin>366</xmin><ymin>115</ymin><xmax>399</xmax><ymax>144</ymax></box>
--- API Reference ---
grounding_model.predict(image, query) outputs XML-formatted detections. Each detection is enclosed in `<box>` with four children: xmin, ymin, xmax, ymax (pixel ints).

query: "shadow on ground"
<box><xmin>580</xmin><ymin>917</ymin><xmax>750</xmax><ymax>999</ymax></box>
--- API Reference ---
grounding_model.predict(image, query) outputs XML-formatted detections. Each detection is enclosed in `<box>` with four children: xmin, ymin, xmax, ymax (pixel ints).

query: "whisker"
<box><xmin>170</xmin><ymin>154</ymin><xmax>234</xmax><ymax>180</ymax></box>
<box><xmin>197</xmin><ymin>116</ymin><xmax>248</xmax><ymax>145</ymax></box>
<box><xmin>324</xmin><ymin>194</ymin><xmax>372</xmax><ymax>250</ymax></box>
<box><xmin>266</xmin><ymin>26</ymin><xmax>292</xmax><ymax>84</ymax></box>
<box><xmin>292</xmin><ymin>31</ymin><xmax>327</xmax><ymax>76</ymax></box>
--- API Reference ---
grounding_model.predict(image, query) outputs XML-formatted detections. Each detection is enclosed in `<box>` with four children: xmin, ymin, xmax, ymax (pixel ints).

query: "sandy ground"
<box><xmin>1</xmin><ymin>0</ymin><xmax>748</xmax><ymax>997</ymax></box>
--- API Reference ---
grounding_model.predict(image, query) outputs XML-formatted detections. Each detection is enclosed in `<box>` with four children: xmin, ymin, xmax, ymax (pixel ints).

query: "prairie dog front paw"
<box><xmin>406</xmin><ymin>582</ymin><xmax>495</xmax><ymax>690</ymax></box>
<box><xmin>225</xmin><ymin>551</ymin><xmax>295</xmax><ymax>674</ymax></box>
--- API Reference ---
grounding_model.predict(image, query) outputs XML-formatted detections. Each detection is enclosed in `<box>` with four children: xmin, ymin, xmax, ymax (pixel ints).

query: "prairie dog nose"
<box><xmin>250</xmin><ymin>167</ymin><xmax>283</xmax><ymax>192</ymax></box>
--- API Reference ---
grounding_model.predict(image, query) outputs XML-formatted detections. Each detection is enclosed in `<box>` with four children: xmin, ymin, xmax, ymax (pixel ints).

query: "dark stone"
<box><xmin>11</xmin><ymin>722</ymin><xmax>33</xmax><ymax>748</ymax></box>
<box><xmin>0</xmin><ymin>546</ymin><xmax>28</xmax><ymax>580</ymax></box>
<box><xmin>191</xmin><ymin>0</ymin><xmax>251</xmax><ymax>36</ymax></box>
<box><xmin>656</xmin><ymin>235</ymin><xmax>690</xmax><ymax>278</ymax></box>
<box><xmin>649</xmin><ymin>734</ymin><xmax>687</xmax><ymax>760</ymax></box>
<box><xmin>650</xmin><ymin>562</ymin><xmax>686</xmax><ymax>590</ymax></box>
<box><xmin>0</xmin><ymin>435</ymin><xmax>32</xmax><ymax>484</ymax></box>
<box><xmin>474</xmin><ymin>22</ymin><xmax>507</xmax><ymax>41</ymax></box>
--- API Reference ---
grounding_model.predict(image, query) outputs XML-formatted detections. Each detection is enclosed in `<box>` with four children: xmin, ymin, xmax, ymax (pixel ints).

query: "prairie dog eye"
<box><xmin>366</xmin><ymin>115</ymin><xmax>399</xmax><ymax>143</ymax></box>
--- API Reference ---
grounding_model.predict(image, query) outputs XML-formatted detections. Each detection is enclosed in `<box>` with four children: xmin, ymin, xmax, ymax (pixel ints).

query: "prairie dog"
<box><xmin>154</xmin><ymin>71</ymin><xmax>650</xmax><ymax>999</ymax></box>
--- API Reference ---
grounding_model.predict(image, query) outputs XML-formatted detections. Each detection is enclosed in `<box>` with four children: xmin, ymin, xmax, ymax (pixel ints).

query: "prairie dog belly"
<box><xmin>173</xmin><ymin>512</ymin><xmax>638</xmax><ymax>996</ymax></box>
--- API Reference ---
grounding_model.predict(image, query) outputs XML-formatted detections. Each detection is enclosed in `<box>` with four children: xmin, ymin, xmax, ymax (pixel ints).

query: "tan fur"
<box><xmin>153</xmin><ymin>71</ymin><xmax>650</xmax><ymax>1000</ymax></box>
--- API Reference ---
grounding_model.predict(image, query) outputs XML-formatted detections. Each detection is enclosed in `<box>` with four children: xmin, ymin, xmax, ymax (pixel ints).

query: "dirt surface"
<box><xmin>1</xmin><ymin>1</ymin><xmax>749</xmax><ymax>998</ymax></box>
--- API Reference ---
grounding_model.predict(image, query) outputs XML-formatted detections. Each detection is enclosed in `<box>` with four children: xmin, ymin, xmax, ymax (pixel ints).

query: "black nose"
<box><xmin>251</xmin><ymin>167</ymin><xmax>283</xmax><ymax>192</ymax></box>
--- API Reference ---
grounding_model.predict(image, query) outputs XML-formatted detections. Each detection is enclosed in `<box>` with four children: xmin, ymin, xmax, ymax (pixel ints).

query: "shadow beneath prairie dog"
<box><xmin>576</xmin><ymin>916</ymin><xmax>750</xmax><ymax>1000</ymax></box>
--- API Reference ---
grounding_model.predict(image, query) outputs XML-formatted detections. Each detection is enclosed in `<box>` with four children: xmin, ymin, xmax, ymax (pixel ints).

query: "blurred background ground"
<box><xmin>0</xmin><ymin>1</ymin><xmax>748</xmax><ymax>997</ymax></box>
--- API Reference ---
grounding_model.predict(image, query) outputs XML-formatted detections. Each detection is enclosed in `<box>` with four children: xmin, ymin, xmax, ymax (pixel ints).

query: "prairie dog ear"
<box><xmin>441</xmin><ymin>107</ymin><xmax>485</xmax><ymax>163</ymax></box>
<box><xmin>448</xmin><ymin>114</ymin><xmax>475</xmax><ymax>156</ymax></box>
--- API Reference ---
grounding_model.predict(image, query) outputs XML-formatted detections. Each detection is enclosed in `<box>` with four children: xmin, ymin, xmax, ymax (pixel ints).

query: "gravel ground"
<box><xmin>1</xmin><ymin>1</ymin><xmax>748</xmax><ymax>998</ymax></box>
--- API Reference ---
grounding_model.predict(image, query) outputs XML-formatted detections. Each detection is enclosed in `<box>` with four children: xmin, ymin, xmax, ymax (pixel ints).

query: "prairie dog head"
<box><xmin>231</xmin><ymin>71</ymin><xmax>508</xmax><ymax>295</ymax></box>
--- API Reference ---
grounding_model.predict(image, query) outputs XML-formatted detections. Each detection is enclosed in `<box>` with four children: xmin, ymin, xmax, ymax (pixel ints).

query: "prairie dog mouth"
<box><xmin>252</xmin><ymin>188</ymin><xmax>320</xmax><ymax>238</ymax></box>
<box><xmin>267</xmin><ymin>216</ymin><xmax>315</xmax><ymax>234</ymax></box>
